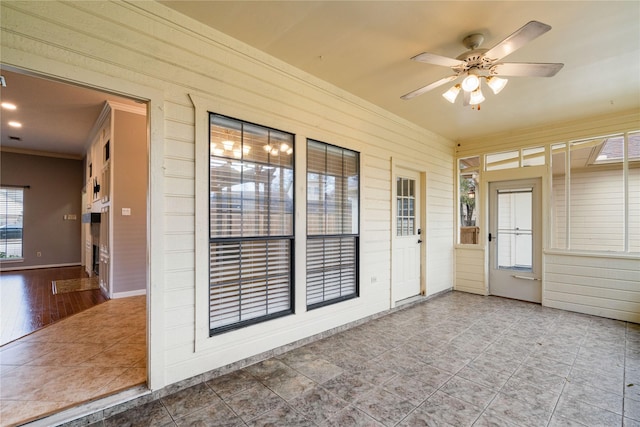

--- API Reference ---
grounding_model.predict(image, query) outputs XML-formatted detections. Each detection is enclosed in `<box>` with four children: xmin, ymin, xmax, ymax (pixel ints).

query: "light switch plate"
<box><xmin>122</xmin><ymin>208</ymin><xmax>131</xmax><ymax>216</ymax></box>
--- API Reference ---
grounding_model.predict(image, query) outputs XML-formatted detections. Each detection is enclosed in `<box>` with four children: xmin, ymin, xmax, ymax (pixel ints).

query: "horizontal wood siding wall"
<box><xmin>552</xmin><ymin>168</ymin><xmax>639</xmax><ymax>252</ymax></box>
<box><xmin>454</xmin><ymin>247</ymin><xmax>486</xmax><ymax>295</ymax></box>
<box><xmin>1</xmin><ymin>1</ymin><xmax>454</xmax><ymax>387</ymax></box>
<box><xmin>545</xmin><ymin>253</ymin><xmax>640</xmax><ymax>323</ymax></box>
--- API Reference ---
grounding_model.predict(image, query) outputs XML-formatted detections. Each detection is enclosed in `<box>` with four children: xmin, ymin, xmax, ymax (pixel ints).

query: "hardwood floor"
<box><xmin>0</xmin><ymin>266</ymin><xmax>107</xmax><ymax>346</ymax></box>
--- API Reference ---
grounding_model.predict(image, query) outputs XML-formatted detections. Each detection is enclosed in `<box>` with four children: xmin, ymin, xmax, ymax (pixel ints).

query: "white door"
<box><xmin>393</xmin><ymin>170</ymin><xmax>422</xmax><ymax>302</ymax></box>
<box><xmin>488</xmin><ymin>179</ymin><xmax>542</xmax><ymax>303</ymax></box>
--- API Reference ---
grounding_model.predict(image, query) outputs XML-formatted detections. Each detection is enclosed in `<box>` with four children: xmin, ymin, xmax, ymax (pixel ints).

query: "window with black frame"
<box><xmin>306</xmin><ymin>139</ymin><xmax>359</xmax><ymax>309</ymax></box>
<box><xmin>208</xmin><ymin>114</ymin><xmax>294</xmax><ymax>334</ymax></box>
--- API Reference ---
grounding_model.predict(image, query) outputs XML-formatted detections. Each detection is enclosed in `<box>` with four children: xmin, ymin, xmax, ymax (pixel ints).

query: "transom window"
<box><xmin>307</xmin><ymin>140</ymin><xmax>359</xmax><ymax>309</ymax></box>
<box><xmin>208</xmin><ymin>114</ymin><xmax>294</xmax><ymax>334</ymax></box>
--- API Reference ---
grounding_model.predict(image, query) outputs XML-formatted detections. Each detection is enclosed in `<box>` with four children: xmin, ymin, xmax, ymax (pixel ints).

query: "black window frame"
<box><xmin>306</xmin><ymin>139</ymin><xmax>360</xmax><ymax>310</ymax></box>
<box><xmin>208</xmin><ymin>113</ymin><xmax>295</xmax><ymax>336</ymax></box>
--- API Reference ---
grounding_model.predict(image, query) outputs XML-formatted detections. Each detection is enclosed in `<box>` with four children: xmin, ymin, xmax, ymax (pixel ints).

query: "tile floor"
<box><xmin>74</xmin><ymin>291</ymin><xmax>639</xmax><ymax>427</ymax></box>
<box><xmin>0</xmin><ymin>295</ymin><xmax>146</xmax><ymax>427</ymax></box>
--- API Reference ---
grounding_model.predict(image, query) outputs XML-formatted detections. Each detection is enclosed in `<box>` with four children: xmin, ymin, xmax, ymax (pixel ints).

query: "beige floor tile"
<box><xmin>0</xmin><ymin>399</ymin><xmax>73</xmax><ymax>426</ymax></box>
<box><xmin>32</xmin><ymin>366</ymin><xmax>130</xmax><ymax>402</ymax></box>
<box><xmin>0</xmin><ymin>341</ymin><xmax>66</xmax><ymax>365</ymax></box>
<box><xmin>0</xmin><ymin>365</ymin><xmax>72</xmax><ymax>400</ymax></box>
<box><xmin>100</xmin><ymin>367</ymin><xmax>147</xmax><ymax>395</ymax></box>
<box><xmin>80</xmin><ymin>341</ymin><xmax>146</xmax><ymax>368</ymax></box>
<box><xmin>24</xmin><ymin>342</ymin><xmax>110</xmax><ymax>366</ymax></box>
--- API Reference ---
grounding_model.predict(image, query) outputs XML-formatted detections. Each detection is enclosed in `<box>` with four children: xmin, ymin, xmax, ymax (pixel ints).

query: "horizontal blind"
<box><xmin>210</xmin><ymin>239</ymin><xmax>292</xmax><ymax>331</ymax></box>
<box><xmin>307</xmin><ymin>139</ymin><xmax>359</xmax><ymax>309</ymax></box>
<box><xmin>307</xmin><ymin>237</ymin><xmax>357</xmax><ymax>307</ymax></box>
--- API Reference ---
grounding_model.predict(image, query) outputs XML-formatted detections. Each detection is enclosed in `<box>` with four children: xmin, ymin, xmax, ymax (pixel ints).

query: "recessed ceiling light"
<box><xmin>8</xmin><ymin>121</ymin><xmax>22</xmax><ymax>128</ymax></box>
<box><xmin>1</xmin><ymin>102</ymin><xmax>17</xmax><ymax>110</ymax></box>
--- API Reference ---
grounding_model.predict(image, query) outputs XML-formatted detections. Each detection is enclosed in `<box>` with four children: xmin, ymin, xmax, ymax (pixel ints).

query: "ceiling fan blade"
<box><xmin>492</xmin><ymin>62</ymin><xmax>564</xmax><ymax>77</ymax></box>
<box><xmin>401</xmin><ymin>75</ymin><xmax>458</xmax><ymax>100</ymax></box>
<box><xmin>484</xmin><ymin>21</ymin><xmax>552</xmax><ymax>61</ymax></box>
<box><xmin>411</xmin><ymin>52</ymin><xmax>466</xmax><ymax>68</ymax></box>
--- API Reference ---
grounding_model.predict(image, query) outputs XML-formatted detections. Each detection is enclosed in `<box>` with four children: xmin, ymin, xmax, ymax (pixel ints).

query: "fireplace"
<box><xmin>92</xmin><ymin>244</ymin><xmax>100</xmax><ymax>276</ymax></box>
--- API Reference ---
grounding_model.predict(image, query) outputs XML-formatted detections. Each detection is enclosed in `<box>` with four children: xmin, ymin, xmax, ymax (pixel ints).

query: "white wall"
<box><xmin>454</xmin><ymin>246</ymin><xmax>486</xmax><ymax>295</ymax></box>
<box><xmin>0</xmin><ymin>1</ymin><xmax>454</xmax><ymax>389</ymax></box>
<box><xmin>553</xmin><ymin>167</ymin><xmax>640</xmax><ymax>252</ymax></box>
<box><xmin>545</xmin><ymin>253</ymin><xmax>640</xmax><ymax>323</ymax></box>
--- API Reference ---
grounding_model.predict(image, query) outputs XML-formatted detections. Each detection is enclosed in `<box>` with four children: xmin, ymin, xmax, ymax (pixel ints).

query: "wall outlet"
<box><xmin>36</xmin><ymin>251</ymin><xmax>42</xmax><ymax>257</ymax></box>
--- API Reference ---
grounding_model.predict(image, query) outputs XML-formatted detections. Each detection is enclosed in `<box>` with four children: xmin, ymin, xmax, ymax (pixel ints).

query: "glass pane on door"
<box><xmin>396</xmin><ymin>177</ymin><xmax>416</xmax><ymax>236</ymax></box>
<box><xmin>497</xmin><ymin>188</ymin><xmax>532</xmax><ymax>270</ymax></box>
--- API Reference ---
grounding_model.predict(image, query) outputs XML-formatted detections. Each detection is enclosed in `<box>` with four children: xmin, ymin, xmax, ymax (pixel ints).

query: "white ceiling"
<box><xmin>0</xmin><ymin>1</ymin><xmax>638</xmax><ymax>158</ymax></box>
<box><xmin>0</xmin><ymin>69</ymin><xmax>139</xmax><ymax>157</ymax></box>
<box><xmin>160</xmin><ymin>0</ymin><xmax>640</xmax><ymax>141</ymax></box>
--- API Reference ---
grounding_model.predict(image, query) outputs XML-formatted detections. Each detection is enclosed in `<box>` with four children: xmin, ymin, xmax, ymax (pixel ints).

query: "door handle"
<box><xmin>512</xmin><ymin>275</ymin><xmax>541</xmax><ymax>281</ymax></box>
<box><xmin>488</xmin><ymin>233</ymin><xmax>492</xmax><ymax>242</ymax></box>
<box><xmin>417</xmin><ymin>239</ymin><xmax>423</xmax><ymax>244</ymax></box>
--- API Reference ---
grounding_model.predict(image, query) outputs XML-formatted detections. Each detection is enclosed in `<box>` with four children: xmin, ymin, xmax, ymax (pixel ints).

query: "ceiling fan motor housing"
<box><xmin>456</xmin><ymin>48</ymin><xmax>496</xmax><ymax>74</ymax></box>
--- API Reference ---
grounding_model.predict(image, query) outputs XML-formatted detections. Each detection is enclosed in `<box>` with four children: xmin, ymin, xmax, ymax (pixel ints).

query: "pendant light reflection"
<box><xmin>461</xmin><ymin>73</ymin><xmax>480</xmax><ymax>92</ymax></box>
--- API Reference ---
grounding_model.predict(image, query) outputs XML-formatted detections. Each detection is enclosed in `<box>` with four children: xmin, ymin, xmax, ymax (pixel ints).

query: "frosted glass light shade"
<box><xmin>442</xmin><ymin>85</ymin><xmax>461</xmax><ymax>103</ymax></box>
<box><xmin>486</xmin><ymin>76</ymin><xmax>508</xmax><ymax>94</ymax></box>
<box><xmin>469</xmin><ymin>87</ymin><xmax>485</xmax><ymax>105</ymax></box>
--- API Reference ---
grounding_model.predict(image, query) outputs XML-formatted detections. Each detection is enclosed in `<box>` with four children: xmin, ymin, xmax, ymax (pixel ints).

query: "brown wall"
<box><xmin>111</xmin><ymin>110</ymin><xmax>147</xmax><ymax>295</ymax></box>
<box><xmin>0</xmin><ymin>151</ymin><xmax>82</xmax><ymax>269</ymax></box>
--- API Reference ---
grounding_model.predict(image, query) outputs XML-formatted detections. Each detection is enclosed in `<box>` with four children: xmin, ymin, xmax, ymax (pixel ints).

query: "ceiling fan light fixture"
<box><xmin>461</xmin><ymin>71</ymin><xmax>480</xmax><ymax>92</ymax></box>
<box><xmin>442</xmin><ymin>84</ymin><xmax>461</xmax><ymax>103</ymax></box>
<box><xmin>469</xmin><ymin>87</ymin><xmax>485</xmax><ymax>105</ymax></box>
<box><xmin>486</xmin><ymin>76</ymin><xmax>508</xmax><ymax>94</ymax></box>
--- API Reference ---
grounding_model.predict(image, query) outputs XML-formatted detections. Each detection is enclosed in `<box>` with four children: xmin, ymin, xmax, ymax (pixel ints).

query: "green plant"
<box><xmin>460</xmin><ymin>177</ymin><xmax>476</xmax><ymax>226</ymax></box>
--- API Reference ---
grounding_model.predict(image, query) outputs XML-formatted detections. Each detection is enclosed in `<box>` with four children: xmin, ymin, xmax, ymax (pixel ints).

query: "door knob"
<box><xmin>417</xmin><ymin>239</ymin><xmax>423</xmax><ymax>244</ymax></box>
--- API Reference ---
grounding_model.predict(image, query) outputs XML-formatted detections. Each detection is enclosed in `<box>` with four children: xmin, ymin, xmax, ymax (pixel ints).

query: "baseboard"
<box><xmin>111</xmin><ymin>289</ymin><xmax>146</xmax><ymax>299</ymax></box>
<box><xmin>0</xmin><ymin>262</ymin><xmax>81</xmax><ymax>272</ymax></box>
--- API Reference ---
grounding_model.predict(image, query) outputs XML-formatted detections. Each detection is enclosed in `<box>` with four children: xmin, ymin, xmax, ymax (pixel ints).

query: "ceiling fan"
<box><xmin>401</xmin><ymin>21</ymin><xmax>564</xmax><ymax>107</ymax></box>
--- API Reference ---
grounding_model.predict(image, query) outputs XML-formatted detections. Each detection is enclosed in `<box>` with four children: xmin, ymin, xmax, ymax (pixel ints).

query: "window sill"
<box><xmin>544</xmin><ymin>249</ymin><xmax>639</xmax><ymax>260</ymax></box>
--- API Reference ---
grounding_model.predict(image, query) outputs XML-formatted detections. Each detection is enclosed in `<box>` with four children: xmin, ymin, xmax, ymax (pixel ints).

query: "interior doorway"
<box><xmin>0</xmin><ymin>66</ymin><xmax>150</xmax><ymax>425</ymax></box>
<box><xmin>488</xmin><ymin>178</ymin><xmax>542</xmax><ymax>303</ymax></box>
